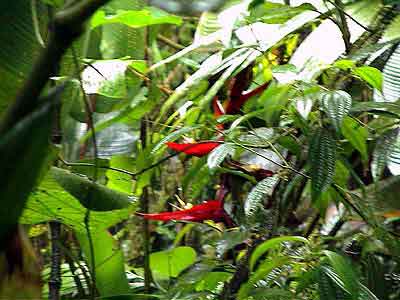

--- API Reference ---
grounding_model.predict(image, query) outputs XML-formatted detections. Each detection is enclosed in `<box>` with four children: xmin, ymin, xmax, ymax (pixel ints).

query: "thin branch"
<box><xmin>157</xmin><ymin>34</ymin><xmax>185</xmax><ymax>50</ymax></box>
<box><xmin>325</xmin><ymin>0</ymin><xmax>372</xmax><ymax>33</ymax></box>
<box><xmin>31</xmin><ymin>0</ymin><xmax>45</xmax><ymax>47</ymax></box>
<box><xmin>333</xmin><ymin>0</ymin><xmax>351</xmax><ymax>53</ymax></box>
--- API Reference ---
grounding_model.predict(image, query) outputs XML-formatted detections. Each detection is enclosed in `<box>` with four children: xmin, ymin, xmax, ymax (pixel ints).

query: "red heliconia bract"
<box><xmin>166</xmin><ymin>141</ymin><xmax>221</xmax><ymax>157</ymax></box>
<box><xmin>136</xmin><ymin>200</ymin><xmax>234</xmax><ymax>227</ymax></box>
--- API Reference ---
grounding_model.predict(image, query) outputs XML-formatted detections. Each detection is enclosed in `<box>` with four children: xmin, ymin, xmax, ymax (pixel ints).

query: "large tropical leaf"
<box><xmin>320</xmin><ymin>90</ymin><xmax>352</xmax><ymax>132</ymax></box>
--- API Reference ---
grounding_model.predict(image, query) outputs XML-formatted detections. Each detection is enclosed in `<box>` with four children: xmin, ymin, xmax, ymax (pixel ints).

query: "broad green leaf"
<box><xmin>248</xmin><ymin>288</ymin><xmax>293</xmax><ymax>300</ymax></box>
<box><xmin>76</xmin><ymin>230</ymin><xmax>130</xmax><ymax>297</ymax></box>
<box><xmin>50</xmin><ymin>167</ymin><xmax>136</xmax><ymax>211</ymax></box>
<box><xmin>353</xmin><ymin>66</ymin><xmax>383</xmax><ymax>91</ymax></box>
<box><xmin>195</xmin><ymin>272</ymin><xmax>231</xmax><ymax>292</ymax></box>
<box><xmin>0</xmin><ymin>99</ymin><xmax>56</xmax><ymax>245</ymax></box>
<box><xmin>341</xmin><ymin>117</ymin><xmax>368</xmax><ymax>163</ymax></box>
<box><xmin>309</xmin><ymin>128</ymin><xmax>337</xmax><ymax>201</ymax></box>
<box><xmin>323</xmin><ymin>250</ymin><xmax>359</xmax><ymax>297</ymax></box>
<box><xmin>91</xmin><ymin>7</ymin><xmax>182</xmax><ymax>29</ymax></box>
<box><xmin>238</xmin><ymin>127</ymin><xmax>274</xmax><ymax>146</ymax></box>
<box><xmin>207</xmin><ymin>143</ymin><xmax>236</xmax><ymax>170</ymax></box>
<box><xmin>0</xmin><ymin>1</ymin><xmax>46</xmax><ymax>115</ymax></box>
<box><xmin>250</xmin><ymin>236</ymin><xmax>308</xmax><ymax>271</ymax></box>
<box><xmin>320</xmin><ymin>90</ymin><xmax>352</xmax><ymax>132</ymax></box>
<box><xmin>245</xmin><ymin>176</ymin><xmax>279</xmax><ymax>218</ymax></box>
<box><xmin>21</xmin><ymin>172</ymin><xmax>134</xmax><ymax>232</ymax></box>
<box><xmin>371</xmin><ymin>128</ymin><xmax>398</xmax><ymax>180</ymax></box>
<box><xmin>149</xmin><ymin>246</ymin><xmax>197</xmax><ymax>278</ymax></box>
<box><xmin>106</xmin><ymin>155</ymin><xmax>135</xmax><ymax>194</ymax></box>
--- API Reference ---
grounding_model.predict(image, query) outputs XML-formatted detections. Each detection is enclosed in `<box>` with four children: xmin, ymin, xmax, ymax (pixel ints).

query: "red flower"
<box><xmin>166</xmin><ymin>141</ymin><xmax>220</xmax><ymax>157</ymax></box>
<box><xmin>136</xmin><ymin>200</ymin><xmax>234</xmax><ymax>226</ymax></box>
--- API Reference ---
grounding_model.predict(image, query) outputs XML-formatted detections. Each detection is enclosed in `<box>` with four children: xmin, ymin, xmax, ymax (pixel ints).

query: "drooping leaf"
<box><xmin>50</xmin><ymin>167</ymin><xmax>136</xmax><ymax>211</ymax></box>
<box><xmin>371</xmin><ymin>128</ymin><xmax>399</xmax><ymax>180</ymax></box>
<box><xmin>150</xmin><ymin>246</ymin><xmax>197</xmax><ymax>278</ymax></box>
<box><xmin>21</xmin><ymin>172</ymin><xmax>135</xmax><ymax>232</ymax></box>
<box><xmin>216</xmin><ymin>230</ymin><xmax>248</xmax><ymax>258</ymax></box>
<box><xmin>207</xmin><ymin>143</ymin><xmax>236</xmax><ymax>170</ymax></box>
<box><xmin>320</xmin><ymin>90</ymin><xmax>352</xmax><ymax>132</ymax></box>
<box><xmin>90</xmin><ymin>7</ymin><xmax>182</xmax><ymax>29</ymax></box>
<box><xmin>309</xmin><ymin>128</ymin><xmax>337</xmax><ymax>201</ymax></box>
<box><xmin>341</xmin><ymin>116</ymin><xmax>368</xmax><ymax>163</ymax></box>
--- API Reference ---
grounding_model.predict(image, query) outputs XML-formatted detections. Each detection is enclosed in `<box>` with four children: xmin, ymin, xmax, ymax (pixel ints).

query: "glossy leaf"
<box><xmin>150</xmin><ymin>246</ymin><xmax>197</xmax><ymax>278</ymax></box>
<box><xmin>91</xmin><ymin>7</ymin><xmax>182</xmax><ymax>29</ymax></box>
<box><xmin>353</xmin><ymin>66</ymin><xmax>383</xmax><ymax>91</ymax></box>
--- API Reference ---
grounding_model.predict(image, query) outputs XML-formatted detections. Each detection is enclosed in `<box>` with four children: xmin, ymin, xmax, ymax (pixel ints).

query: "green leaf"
<box><xmin>239</xmin><ymin>257</ymin><xmax>289</xmax><ymax>300</ymax></box>
<box><xmin>21</xmin><ymin>172</ymin><xmax>135</xmax><ymax>232</ymax></box>
<box><xmin>151</xmin><ymin>125</ymin><xmax>202</xmax><ymax>154</ymax></box>
<box><xmin>76</xmin><ymin>230</ymin><xmax>130</xmax><ymax>297</ymax></box>
<box><xmin>341</xmin><ymin>117</ymin><xmax>368</xmax><ymax>163</ymax></box>
<box><xmin>249</xmin><ymin>2</ymin><xmax>315</xmax><ymax>24</ymax></box>
<box><xmin>207</xmin><ymin>143</ymin><xmax>236</xmax><ymax>170</ymax></box>
<box><xmin>323</xmin><ymin>251</ymin><xmax>359</xmax><ymax>297</ymax></box>
<box><xmin>319</xmin><ymin>267</ymin><xmax>347</xmax><ymax>300</ymax></box>
<box><xmin>309</xmin><ymin>128</ymin><xmax>337</xmax><ymax>201</ymax></box>
<box><xmin>106</xmin><ymin>156</ymin><xmax>136</xmax><ymax>194</ymax></box>
<box><xmin>320</xmin><ymin>90</ymin><xmax>352</xmax><ymax>132</ymax></box>
<box><xmin>0</xmin><ymin>99</ymin><xmax>56</xmax><ymax>245</ymax></box>
<box><xmin>334</xmin><ymin>59</ymin><xmax>356</xmax><ymax>70</ymax></box>
<box><xmin>245</xmin><ymin>176</ymin><xmax>279</xmax><ymax>218</ymax></box>
<box><xmin>216</xmin><ymin>231</ymin><xmax>249</xmax><ymax>258</ymax></box>
<box><xmin>50</xmin><ymin>167</ymin><xmax>136</xmax><ymax>211</ymax></box>
<box><xmin>0</xmin><ymin>0</ymin><xmax>45</xmax><ymax>115</ymax></box>
<box><xmin>353</xmin><ymin>66</ymin><xmax>383</xmax><ymax>91</ymax></box>
<box><xmin>371</xmin><ymin>128</ymin><xmax>398</xmax><ymax>180</ymax></box>
<box><xmin>195</xmin><ymin>272</ymin><xmax>231</xmax><ymax>292</ymax></box>
<box><xmin>149</xmin><ymin>246</ymin><xmax>197</xmax><ymax>278</ymax></box>
<box><xmin>260</xmin><ymin>83</ymin><xmax>293</xmax><ymax>126</ymax></box>
<box><xmin>350</xmin><ymin>101</ymin><xmax>400</xmax><ymax>118</ymax></box>
<box><xmin>91</xmin><ymin>7</ymin><xmax>182</xmax><ymax>29</ymax></box>
<box><xmin>250</xmin><ymin>236</ymin><xmax>308</xmax><ymax>271</ymax></box>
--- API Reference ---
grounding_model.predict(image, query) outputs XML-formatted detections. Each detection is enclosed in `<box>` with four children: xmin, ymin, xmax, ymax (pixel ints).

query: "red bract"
<box><xmin>225</xmin><ymin>81</ymin><xmax>271</xmax><ymax>114</ymax></box>
<box><xmin>166</xmin><ymin>142</ymin><xmax>220</xmax><ymax>157</ymax></box>
<box><xmin>136</xmin><ymin>200</ymin><xmax>233</xmax><ymax>226</ymax></box>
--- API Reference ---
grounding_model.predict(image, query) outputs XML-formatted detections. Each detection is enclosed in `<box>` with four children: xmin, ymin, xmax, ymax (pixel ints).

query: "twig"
<box><xmin>31</xmin><ymin>0</ymin><xmax>45</xmax><ymax>47</ymax></box>
<box><xmin>325</xmin><ymin>0</ymin><xmax>372</xmax><ymax>33</ymax></box>
<box><xmin>157</xmin><ymin>34</ymin><xmax>185</xmax><ymax>50</ymax></box>
<box><xmin>127</xmin><ymin>67</ymin><xmax>172</xmax><ymax>95</ymax></box>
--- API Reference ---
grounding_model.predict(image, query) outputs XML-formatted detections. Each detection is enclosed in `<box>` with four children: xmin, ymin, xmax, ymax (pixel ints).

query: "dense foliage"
<box><xmin>1</xmin><ymin>0</ymin><xmax>400</xmax><ymax>299</ymax></box>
